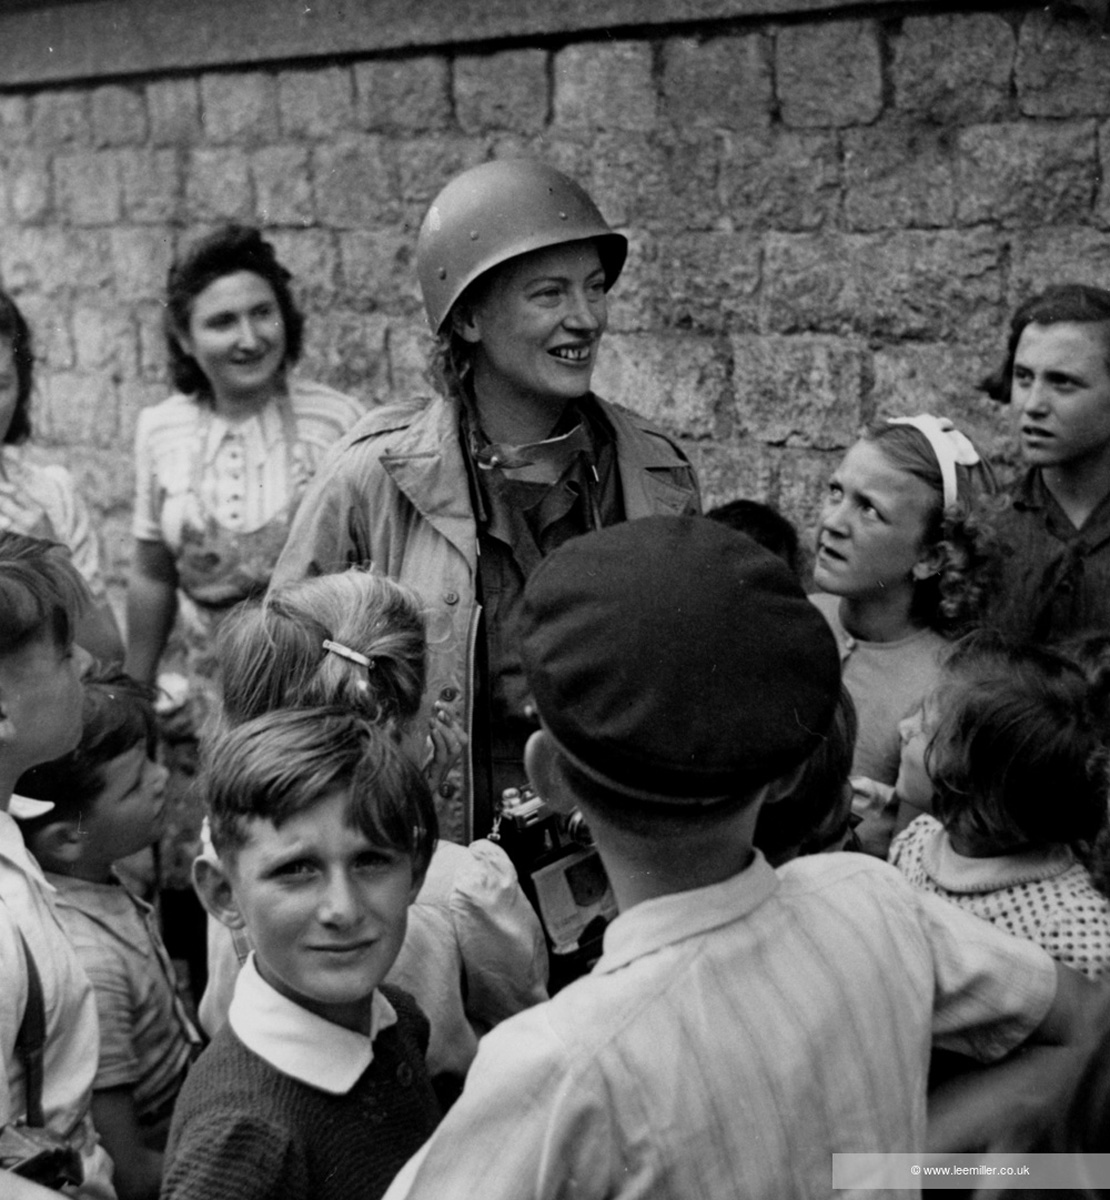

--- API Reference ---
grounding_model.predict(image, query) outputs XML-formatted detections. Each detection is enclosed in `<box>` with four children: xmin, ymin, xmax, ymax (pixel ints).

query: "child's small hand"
<box><xmin>849</xmin><ymin>776</ymin><xmax>896</xmax><ymax>818</ymax></box>
<box><xmin>423</xmin><ymin>704</ymin><xmax>468</xmax><ymax>794</ymax></box>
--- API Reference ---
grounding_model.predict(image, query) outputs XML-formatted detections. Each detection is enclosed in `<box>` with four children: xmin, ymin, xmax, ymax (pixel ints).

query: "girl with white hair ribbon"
<box><xmin>809</xmin><ymin>414</ymin><xmax>1000</xmax><ymax>856</ymax></box>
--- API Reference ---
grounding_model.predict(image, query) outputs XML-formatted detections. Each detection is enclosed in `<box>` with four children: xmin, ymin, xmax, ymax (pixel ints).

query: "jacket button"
<box><xmin>444</xmin><ymin>590</ymin><xmax>459</xmax><ymax>605</ymax></box>
<box><xmin>439</xmin><ymin>781</ymin><xmax>457</xmax><ymax>799</ymax></box>
<box><xmin>439</xmin><ymin>686</ymin><xmax>459</xmax><ymax>702</ymax></box>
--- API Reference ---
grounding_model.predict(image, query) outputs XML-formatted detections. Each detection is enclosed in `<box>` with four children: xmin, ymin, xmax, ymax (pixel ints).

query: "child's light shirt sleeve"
<box><xmin>0</xmin><ymin>900</ymin><xmax>28</xmax><ymax>1128</ymax></box>
<box><xmin>0</xmin><ymin>815</ymin><xmax>116</xmax><ymax>1199</ymax></box>
<box><xmin>915</xmin><ymin>885</ymin><xmax>1058</xmax><ymax>1061</ymax></box>
<box><xmin>450</xmin><ymin>838</ymin><xmax>549</xmax><ymax>1030</ymax></box>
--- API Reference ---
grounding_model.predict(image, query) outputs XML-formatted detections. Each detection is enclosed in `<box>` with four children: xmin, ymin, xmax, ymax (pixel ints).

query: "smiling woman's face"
<box><xmin>178</xmin><ymin>271</ymin><xmax>287</xmax><ymax>411</ymax></box>
<box><xmin>458</xmin><ymin>239</ymin><xmax>608</xmax><ymax>415</ymax></box>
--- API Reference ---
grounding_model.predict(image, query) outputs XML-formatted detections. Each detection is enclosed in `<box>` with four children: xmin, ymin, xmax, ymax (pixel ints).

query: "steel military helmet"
<box><xmin>416</xmin><ymin>159</ymin><xmax>629</xmax><ymax>334</ymax></box>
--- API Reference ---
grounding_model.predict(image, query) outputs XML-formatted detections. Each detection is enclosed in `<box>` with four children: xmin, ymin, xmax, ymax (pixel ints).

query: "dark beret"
<box><xmin>519</xmin><ymin>515</ymin><xmax>841</xmax><ymax>804</ymax></box>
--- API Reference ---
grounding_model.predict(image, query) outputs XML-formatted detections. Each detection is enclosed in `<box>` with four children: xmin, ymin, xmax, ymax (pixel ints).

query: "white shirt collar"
<box><xmin>595</xmin><ymin>851</ymin><xmax>779</xmax><ymax>975</ymax></box>
<box><xmin>9</xmin><ymin>793</ymin><xmax>54</xmax><ymax>820</ymax></box>
<box><xmin>201</xmin><ymin>391</ymin><xmax>289</xmax><ymax>462</ymax></box>
<box><xmin>0</xmin><ymin>807</ymin><xmax>54</xmax><ymax>889</ymax></box>
<box><xmin>228</xmin><ymin>954</ymin><xmax>397</xmax><ymax>1094</ymax></box>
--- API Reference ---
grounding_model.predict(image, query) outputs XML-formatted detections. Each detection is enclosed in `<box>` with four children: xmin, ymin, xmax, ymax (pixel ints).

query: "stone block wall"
<box><xmin>0</xmin><ymin>3</ymin><xmax>1107</xmax><ymax>614</ymax></box>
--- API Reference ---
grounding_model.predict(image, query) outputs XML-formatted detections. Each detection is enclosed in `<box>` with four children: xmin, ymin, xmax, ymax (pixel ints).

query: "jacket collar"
<box><xmin>1012</xmin><ymin>467</ymin><xmax>1044</xmax><ymax>513</ymax></box>
<box><xmin>377</xmin><ymin>394</ymin><xmax>696</xmax><ymax>555</ymax></box>
<box><xmin>379</xmin><ymin>397</ymin><xmax>479</xmax><ymax>569</ymax></box>
<box><xmin>602</xmin><ymin>399</ymin><xmax>698</xmax><ymax>517</ymax></box>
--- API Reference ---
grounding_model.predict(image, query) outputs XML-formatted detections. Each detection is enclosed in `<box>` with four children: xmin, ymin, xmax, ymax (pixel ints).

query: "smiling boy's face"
<box><xmin>225</xmin><ymin>787</ymin><xmax>419</xmax><ymax>1034</ymax></box>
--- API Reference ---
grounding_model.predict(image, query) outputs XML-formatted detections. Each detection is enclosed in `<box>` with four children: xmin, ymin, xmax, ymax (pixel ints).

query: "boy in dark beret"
<box><xmin>383</xmin><ymin>516</ymin><xmax>1095</xmax><ymax>1200</ymax></box>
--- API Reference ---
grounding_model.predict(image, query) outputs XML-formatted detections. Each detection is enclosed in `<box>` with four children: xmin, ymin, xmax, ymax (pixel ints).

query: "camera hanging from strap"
<box><xmin>0</xmin><ymin>929</ymin><xmax>84</xmax><ymax>1187</ymax></box>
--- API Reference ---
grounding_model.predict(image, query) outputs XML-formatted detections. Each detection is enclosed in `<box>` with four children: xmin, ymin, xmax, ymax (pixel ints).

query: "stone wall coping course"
<box><xmin>2</xmin><ymin>0</ymin><xmax>982</xmax><ymax>87</ymax></box>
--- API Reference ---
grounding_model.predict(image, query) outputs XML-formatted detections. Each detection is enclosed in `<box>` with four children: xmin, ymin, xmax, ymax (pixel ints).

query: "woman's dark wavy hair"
<box><xmin>863</xmin><ymin>420</ymin><xmax>1002</xmax><ymax>636</ymax></box>
<box><xmin>978</xmin><ymin>282</ymin><xmax>1110</xmax><ymax>403</ymax></box>
<box><xmin>164</xmin><ymin>224</ymin><xmax>305</xmax><ymax>399</ymax></box>
<box><xmin>0</xmin><ymin>288</ymin><xmax>34</xmax><ymax>445</ymax></box>
<box><xmin>925</xmin><ymin>631</ymin><xmax>1110</xmax><ymax>851</ymax></box>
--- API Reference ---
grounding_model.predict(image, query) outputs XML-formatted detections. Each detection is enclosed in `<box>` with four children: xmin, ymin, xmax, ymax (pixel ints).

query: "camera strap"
<box><xmin>14</xmin><ymin>929</ymin><xmax>46</xmax><ymax>1128</ymax></box>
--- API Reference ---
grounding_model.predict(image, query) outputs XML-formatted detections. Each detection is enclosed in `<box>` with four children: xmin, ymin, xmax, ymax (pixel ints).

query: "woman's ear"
<box><xmin>912</xmin><ymin>542</ymin><xmax>944</xmax><ymax>581</ymax></box>
<box><xmin>450</xmin><ymin>302</ymin><xmax>482</xmax><ymax>346</ymax></box>
<box><xmin>169</xmin><ymin>316</ymin><xmax>195</xmax><ymax>363</ymax></box>
<box><xmin>192</xmin><ymin>856</ymin><xmax>246</xmax><ymax>930</ymax></box>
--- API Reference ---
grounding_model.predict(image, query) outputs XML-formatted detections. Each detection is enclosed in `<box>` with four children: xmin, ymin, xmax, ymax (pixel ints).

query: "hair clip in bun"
<box><xmin>322</xmin><ymin>639</ymin><xmax>374</xmax><ymax>670</ymax></box>
<box><xmin>887</xmin><ymin>414</ymin><xmax>980</xmax><ymax>510</ymax></box>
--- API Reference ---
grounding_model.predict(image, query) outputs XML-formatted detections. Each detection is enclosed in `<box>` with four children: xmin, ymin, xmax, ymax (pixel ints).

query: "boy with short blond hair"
<box><xmin>0</xmin><ymin>530</ymin><xmax>115</xmax><ymax>1199</ymax></box>
<box><xmin>17</xmin><ymin>669</ymin><xmax>204</xmax><ymax>1200</ymax></box>
<box><xmin>383</xmin><ymin>516</ymin><xmax>1095</xmax><ymax>1200</ymax></box>
<box><xmin>165</xmin><ymin>706</ymin><xmax>441</xmax><ymax>1200</ymax></box>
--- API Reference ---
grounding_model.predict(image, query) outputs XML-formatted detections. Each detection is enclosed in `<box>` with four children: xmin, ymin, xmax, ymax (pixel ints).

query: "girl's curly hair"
<box><xmin>926</xmin><ymin>630</ymin><xmax>1109</xmax><ymax>852</ymax></box>
<box><xmin>863</xmin><ymin>420</ymin><xmax>1003</xmax><ymax>637</ymax></box>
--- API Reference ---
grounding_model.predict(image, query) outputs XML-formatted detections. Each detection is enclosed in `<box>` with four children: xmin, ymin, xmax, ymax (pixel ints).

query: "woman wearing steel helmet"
<box><xmin>273</xmin><ymin>159</ymin><xmax>700</xmax><ymax>848</ymax></box>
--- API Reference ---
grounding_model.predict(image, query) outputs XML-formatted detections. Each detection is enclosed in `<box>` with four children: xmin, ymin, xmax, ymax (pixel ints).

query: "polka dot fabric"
<box><xmin>890</xmin><ymin>816</ymin><xmax>1110</xmax><ymax>981</ymax></box>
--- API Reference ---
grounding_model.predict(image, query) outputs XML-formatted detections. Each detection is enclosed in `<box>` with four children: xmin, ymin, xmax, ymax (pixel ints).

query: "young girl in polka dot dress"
<box><xmin>888</xmin><ymin>631</ymin><xmax>1110</xmax><ymax>981</ymax></box>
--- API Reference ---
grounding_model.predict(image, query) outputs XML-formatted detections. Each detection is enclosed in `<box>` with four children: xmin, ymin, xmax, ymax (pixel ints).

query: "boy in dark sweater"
<box><xmin>165</xmin><ymin>707</ymin><xmax>441</xmax><ymax>1200</ymax></box>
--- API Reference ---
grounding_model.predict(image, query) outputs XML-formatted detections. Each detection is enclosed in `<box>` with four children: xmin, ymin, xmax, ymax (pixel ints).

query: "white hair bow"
<box><xmin>886</xmin><ymin>414</ymin><xmax>980</xmax><ymax>510</ymax></box>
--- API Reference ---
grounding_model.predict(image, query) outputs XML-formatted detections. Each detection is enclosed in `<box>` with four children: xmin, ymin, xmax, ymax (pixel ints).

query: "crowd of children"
<box><xmin>6</xmin><ymin>480</ymin><xmax>1110</xmax><ymax>1195</ymax></box>
<box><xmin>8</xmin><ymin>156</ymin><xmax>1110</xmax><ymax>1198</ymax></box>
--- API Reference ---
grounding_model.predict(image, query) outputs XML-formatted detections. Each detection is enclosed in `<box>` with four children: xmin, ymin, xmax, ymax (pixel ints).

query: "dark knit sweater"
<box><xmin>161</xmin><ymin>985</ymin><xmax>441</xmax><ymax>1200</ymax></box>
